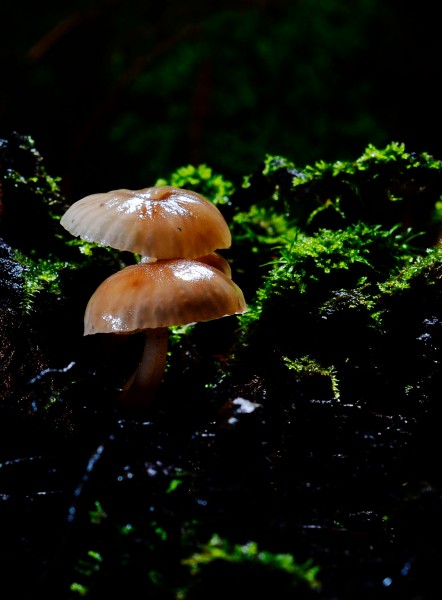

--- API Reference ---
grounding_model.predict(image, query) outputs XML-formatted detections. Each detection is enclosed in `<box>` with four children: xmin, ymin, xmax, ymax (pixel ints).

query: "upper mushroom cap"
<box><xmin>60</xmin><ymin>185</ymin><xmax>232</xmax><ymax>260</ymax></box>
<box><xmin>84</xmin><ymin>258</ymin><xmax>247</xmax><ymax>335</ymax></box>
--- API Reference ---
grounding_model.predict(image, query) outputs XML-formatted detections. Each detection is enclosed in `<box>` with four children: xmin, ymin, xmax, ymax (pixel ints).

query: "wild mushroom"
<box><xmin>84</xmin><ymin>258</ymin><xmax>247</xmax><ymax>409</ymax></box>
<box><xmin>60</xmin><ymin>185</ymin><xmax>231</xmax><ymax>262</ymax></box>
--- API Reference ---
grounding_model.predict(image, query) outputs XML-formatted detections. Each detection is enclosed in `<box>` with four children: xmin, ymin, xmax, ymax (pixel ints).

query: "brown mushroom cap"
<box><xmin>60</xmin><ymin>185</ymin><xmax>231</xmax><ymax>260</ymax></box>
<box><xmin>84</xmin><ymin>258</ymin><xmax>247</xmax><ymax>335</ymax></box>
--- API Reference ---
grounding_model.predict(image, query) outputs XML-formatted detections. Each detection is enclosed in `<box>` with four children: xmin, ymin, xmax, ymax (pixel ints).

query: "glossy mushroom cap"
<box><xmin>84</xmin><ymin>258</ymin><xmax>247</xmax><ymax>335</ymax></box>
<box><xmin>60</xmin><ymin>185</ymin><xmax>231</xmax><ymax>260</ymax></box>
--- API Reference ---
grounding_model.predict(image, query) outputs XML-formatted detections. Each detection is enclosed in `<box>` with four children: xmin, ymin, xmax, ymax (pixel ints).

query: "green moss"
<box><xmin>283</xmin><ymin>355</ymin><xmax>340</xmax><ymax>400</ymax></box>
<box><xmin>180</xmin><ymin>533</ymin><xmax>321</xmax><ymax>594</ymax></box>
<box><xmin>232</xmin><ymin>203</ymin><xmax>297</xmax><ymax>253</ymax></box>
<box><xmin>240</xmin><ymin>222</ymin><xmax>416</xmax><ymax>331</ymax></box>
<box><xmin>155</xmin><ymin>163</ymin><xmax>235</xmax><ymax>205</ymax></box>
<box><xmin>12</xmin><ymin>251</ymin><xmax>69</xmax><ymax>314</ymax></box>
<box><xmin>378</xmin><ymin>246</ymin><xmax>442</xmax><ymax>296</ymax></box>
<box><xmin>3</xmin><ymin>134</ymin><xmax>62</xmax><ymax>197</ymax></box>
<box><xmin>0</xmin><ymin>135</ymin><xmax>69</xmax><ymax>256</ymax></box>
<box><xmin>232</xmin><ymin>142</ymin><xmax>442</xmax><ymax>247</ymax></box>
<box><xmin>298</xmin><ymin>141</ymin><xmax>442</xmax><ymax>182</ymax></box>
<box><xmin>232</xmin><ymin>215</ymin><xmax>436</xmax><ymax>404</ymax></box>
<box><xmin>371</xmin><ymin>246</ymin><xmax>442</xmax><ymax>345</ymax></box>
<box><xmin>64</xmin><ymin>238</ymin><xmax>123</xmax><ymax>264</ymax></box>
<box><xmin>297</xmin><ymin>142</ymin><xmax>442</xmax><ymax>237</ymax></box>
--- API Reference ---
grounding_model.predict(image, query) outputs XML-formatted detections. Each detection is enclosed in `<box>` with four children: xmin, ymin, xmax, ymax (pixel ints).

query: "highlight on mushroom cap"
<box><xmin>197</xmin><ymin>252</ymin><xmax>232</xmax><ymax>278</ymax></box>
<box><xmin>60</xmin><ymin>185</ymin><xmax>232</xmax><ymax>260</ymax></box>
<box><xmin>84</xmin><ymin>258</ymin><xmax>247</xmax><ymax>335</ymax></box>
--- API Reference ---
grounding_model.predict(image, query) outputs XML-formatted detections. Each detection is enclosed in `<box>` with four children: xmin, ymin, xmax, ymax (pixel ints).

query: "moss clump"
<box><xmin>224</xmin><ymin>143</ymin><xmax>442</xmax><ymax>409</ymax></box>
<box><xmin>231</xmin><ymin>141</ymin><xmax>442</xmax><ymax>244</ymax></box>
<box><xmin>180</xmin><ymin>533</ymin><xmax>321</xmax><ymax>599</ymax></box>
<box><xmin>297</xmin><ymin>142</ymin><xmax>442</xmax><ymax>240</ymax></box>
<box><xmin>155</xmin><ymin>163</ymin><xmax>235</xmax><ymax>206</ymax></box>
<box><xmin>0</xmin><ymin>133</ymin><xmax>66</xmax><ymax>256</ymax></box>
<box><xmin>377</xmin><ymin>245</ymin><xmax>442</xmax><ymax>297</ymax></box>
<box><xmin>192</xmin><ymin>141</ymin><xmax>442</xmax><ymax>305</ymax></box>
<box><xmin>240</xmin><ymin>222</ymin><xmax>416</xmax><ymax>345</ymax></box>
<box><xmin>283</xmin><ymin>355</ymin><xmax>340</xmax><ymax>401</ymax></box>
<box><xmin>12</xmin><ymin>252</ymin><xmax>69</xmax><ymax>315</ymax></box>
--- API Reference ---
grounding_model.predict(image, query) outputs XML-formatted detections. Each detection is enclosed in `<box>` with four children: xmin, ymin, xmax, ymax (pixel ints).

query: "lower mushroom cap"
<box><xmin>84</xmin><ymin>258</ymin><xmax>247</xmax><ymax>335</ymax></box>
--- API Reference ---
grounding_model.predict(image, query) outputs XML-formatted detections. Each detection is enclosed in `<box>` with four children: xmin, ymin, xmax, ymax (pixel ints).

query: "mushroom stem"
<box><xmin>119</xmin><ymin>327</ymin><xmax>168</xmax><ymax>410</ymax></box>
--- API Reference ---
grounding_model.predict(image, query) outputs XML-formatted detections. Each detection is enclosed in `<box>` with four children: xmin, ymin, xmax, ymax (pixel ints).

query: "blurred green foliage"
<box><xmin>1</xmin><ymin>0</ymin><xmax>441</xmax><ymax>202</ymax></box>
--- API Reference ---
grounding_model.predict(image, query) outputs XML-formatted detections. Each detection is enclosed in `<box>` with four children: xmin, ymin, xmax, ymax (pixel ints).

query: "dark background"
<box><xmin>1</xmin><ymin>0</ymin><xmax>441</xmax><ymax>201</ymax></box>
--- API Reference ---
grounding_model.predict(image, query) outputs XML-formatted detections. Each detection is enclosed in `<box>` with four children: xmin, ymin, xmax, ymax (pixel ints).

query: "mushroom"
<box><xmin>84</xmin><ymin>258</ymin><xmax>247</xmax><ymax>409</ymax></box>
<box><xmin>60</xmin><ymin>185</ymin><xmax>232</xmax><ymax>263</ymax></box>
